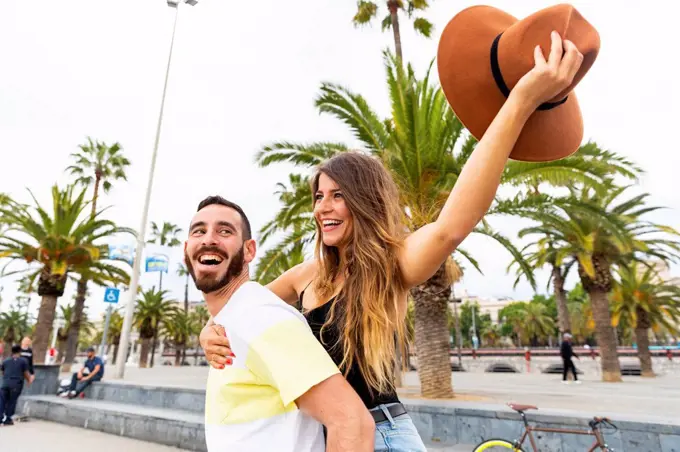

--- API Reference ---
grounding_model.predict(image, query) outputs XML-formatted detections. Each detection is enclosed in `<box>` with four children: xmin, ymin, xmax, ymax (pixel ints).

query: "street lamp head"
<box><xmin>167</xmin><ymin>0</ymin><xmax>179</xmax><ymax>7</ymax></box>
<box><xmin>184</xmin><ymin>0</ymin><xmax>198</xmax><ymax>4</ymax></box>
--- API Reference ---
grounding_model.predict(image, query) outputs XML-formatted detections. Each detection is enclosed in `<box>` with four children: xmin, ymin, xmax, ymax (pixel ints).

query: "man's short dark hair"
<box><xmin>197</xmin><ymin>196</ymin><xmax>252</xmax><ymax>240</ymax></box>
<box><xmin>86</xmin><ymin>346</ymin><xmax>96</xmax><ymax>353</ymax></box>
<box><xmin>11</xmin><ymin>344</ymin><xmax>21</xmax><ymax>354</ymax></box>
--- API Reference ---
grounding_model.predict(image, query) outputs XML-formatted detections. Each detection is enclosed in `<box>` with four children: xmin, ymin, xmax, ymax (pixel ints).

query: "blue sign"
<box><xmin>104</xmin><ymin>287</ymin><xmax>121</xmax><ymax>304</ymax></box>
<box><xmin>109</xmin><ymin>244</ymin><xmax>134</xmax><ymax>265</ymax></box>
<box><xmin>145</xmin><ymin>254</ymin><xmax>169</xmax><ymax>273</ymax></box>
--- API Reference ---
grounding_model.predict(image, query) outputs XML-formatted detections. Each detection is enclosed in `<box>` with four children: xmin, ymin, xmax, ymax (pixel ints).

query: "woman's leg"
<box><xmin>372</xmin><ymin>404</ymin><xmax>427</xmax><ymax>452</ymax></box>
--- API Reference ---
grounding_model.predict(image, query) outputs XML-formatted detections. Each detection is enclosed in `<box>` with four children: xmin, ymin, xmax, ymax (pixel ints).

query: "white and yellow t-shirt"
<box><xmin>204</xmin><ymin>281</ymin><xmax>340</xmax><ymax>452</ymax></box>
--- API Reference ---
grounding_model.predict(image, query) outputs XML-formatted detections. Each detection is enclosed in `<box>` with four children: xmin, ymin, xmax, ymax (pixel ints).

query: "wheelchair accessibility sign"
<box><xmin>104</xmin><ymin>287</ymin><xmax>121</xmax><ymax>304</ymax></box>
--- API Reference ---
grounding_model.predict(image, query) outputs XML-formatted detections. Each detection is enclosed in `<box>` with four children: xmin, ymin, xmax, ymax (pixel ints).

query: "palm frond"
<box><xmin>255</xmin><ymin>141</ymin><xmax>349</xmax><ymax>168</ymax></box>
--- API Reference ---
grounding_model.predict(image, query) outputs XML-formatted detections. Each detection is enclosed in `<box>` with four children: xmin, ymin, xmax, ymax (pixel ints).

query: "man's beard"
<box><xmin>185</xmin><ymin>245</ymin><xmax>245</xmax><ymax>293</ymax></box>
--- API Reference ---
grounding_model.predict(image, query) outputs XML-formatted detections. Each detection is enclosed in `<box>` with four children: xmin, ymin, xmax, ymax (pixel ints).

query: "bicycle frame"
<box><xmin>514</xmin><ymin>412</ymin><xmax>608</xmax><ymax>451</ymax></box>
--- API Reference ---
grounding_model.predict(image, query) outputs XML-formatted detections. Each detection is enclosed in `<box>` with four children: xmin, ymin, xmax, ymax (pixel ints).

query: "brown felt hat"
<box><xmin>437</xmin><ymin>4</ymin><xmax>600</xmax><ymax>162</ymax></box>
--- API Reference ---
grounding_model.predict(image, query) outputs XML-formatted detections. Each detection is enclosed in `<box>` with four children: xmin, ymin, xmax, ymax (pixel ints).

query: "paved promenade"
<box><xmin>88</xmin><ymin>362</ymin><xmax>680</xmax><ymax>422</ymax></box>
<box><xmin>0</xmin><ymin>420</ymin><xmax>185</xmax><ymax>451</ymax></box>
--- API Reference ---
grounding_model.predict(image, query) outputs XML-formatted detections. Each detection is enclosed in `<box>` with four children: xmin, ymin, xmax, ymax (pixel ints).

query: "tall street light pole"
<box><xmin>115</xmin><ymin>0</ymin><xmax>198</xmax><ymax>379</ymax></box>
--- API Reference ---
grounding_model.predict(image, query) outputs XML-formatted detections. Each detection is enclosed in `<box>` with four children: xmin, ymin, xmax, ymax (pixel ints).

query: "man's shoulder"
<box><xmin>230</xmin><ymin>281</ymin><xmax>300</xmax><ymax>315</ymax></box>
<box><xmin>219</xmin><ymin>281</ymin><xmax>309</xmax><ymax>343</ymax></box>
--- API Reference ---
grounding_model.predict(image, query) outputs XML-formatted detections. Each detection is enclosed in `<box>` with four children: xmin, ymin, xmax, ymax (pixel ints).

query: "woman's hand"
<box><xmin>512</xmin><ymin>30</ymin><xmax>584</xmax><ymax>110</ymax></box>
<box><xmin>199</xmin><ymin>323</ymin><xmax>235</xmax><ymax>369</ymax></box>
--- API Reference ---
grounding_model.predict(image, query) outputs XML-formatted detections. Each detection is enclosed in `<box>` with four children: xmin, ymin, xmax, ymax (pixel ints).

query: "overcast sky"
<box><xmin>1</xmin><ymin>0</ymin><xmax>678</xmax><ymax>322</ymax></box>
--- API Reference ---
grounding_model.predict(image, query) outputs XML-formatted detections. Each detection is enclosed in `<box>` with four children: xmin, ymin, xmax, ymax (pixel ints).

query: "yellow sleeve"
<box><xmin>245</xmin><ymin>310</ymin><xmax>340</xmax><ymax>407</ymax></box>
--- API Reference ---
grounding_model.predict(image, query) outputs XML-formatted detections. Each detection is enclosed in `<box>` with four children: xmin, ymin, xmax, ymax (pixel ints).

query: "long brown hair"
<box><xmin>312</xmin><ymin>151</ymin><xmax>407</xmax><ymax>396</ymax></box>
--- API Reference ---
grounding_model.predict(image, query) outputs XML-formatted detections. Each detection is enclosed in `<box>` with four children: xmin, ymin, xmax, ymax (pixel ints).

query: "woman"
<box><xmin>201</xmin><ymin>31</ymin><xmax>583</xmax><ymax>451</ymax></box>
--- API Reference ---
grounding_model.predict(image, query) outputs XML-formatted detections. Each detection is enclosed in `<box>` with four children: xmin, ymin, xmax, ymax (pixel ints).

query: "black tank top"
<box><xmin>299</xmin><ymin>291</ymin><xmax>400</xmax><ymax>409</ymax></box>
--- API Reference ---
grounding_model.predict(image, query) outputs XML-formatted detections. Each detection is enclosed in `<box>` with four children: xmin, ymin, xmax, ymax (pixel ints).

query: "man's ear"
<box><xmin>244</xmin><ymin>239</ymin><xmax>257</xmax><ymax>264</ymax></box>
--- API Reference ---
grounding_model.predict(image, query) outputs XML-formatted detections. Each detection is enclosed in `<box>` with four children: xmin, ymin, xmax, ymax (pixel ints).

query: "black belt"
<box><xmin>370</xmin><ymin>403</ymin><xmax>408</xmax><ymax>423</ymax></box>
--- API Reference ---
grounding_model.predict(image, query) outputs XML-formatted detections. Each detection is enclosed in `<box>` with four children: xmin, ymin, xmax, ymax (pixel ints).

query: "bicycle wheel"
<box><xmin>473</xmin><ymin>438</ymin><xmax>525</xmax><ymax>451</ymax></box>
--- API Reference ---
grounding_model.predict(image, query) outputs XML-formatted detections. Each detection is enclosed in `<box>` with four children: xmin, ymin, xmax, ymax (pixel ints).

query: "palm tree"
<box><xmin>611</xmin><ymin>262</ymin><xmax>680</xmax><ymax>377</ymax></box>
<box><xmin>61</xmin><ymin>258</ymin><xmax>130</xmax><ymax>371</ymax></box>
<box><xmin>252</xmin><ymin>52</ymin><xmax>608</xmax><ymax>397</ymax></box>
<box><xmin>66</xmin><ymin>137</ymin><xmax>130</xmax><ymax>218</ymax></box>
<box><xmin>517</xmin><ymin>186</ymin><xmax>680</xmax><ymax>381</ymax></box>
<box><xmin>521</xmin><ymin>302</ymin><xmax>556</xmax><ymax>346</ymax></box>
<box><xmin>64</xmin><ymin>137</ymin><xmax>130</xmax><ymax>372</ymax></box>
<box><xmin>162</xmin><ymin>309</ymin><xmax>195</xmax><ymax>366</ymax></box>
<box><xmin>0</xmin><ymin>184</ymin><xmax>129</xmax><ymax>363</ymax></box>
<box><xmin>253</xmin><ymin>174</ymin><xmax>313</xmax><ymax>284</ymax></box>
<box><xmin>506</xmin><ymin>143</ymin><xmax>643</xmax><ymax>336</ymax></box>
<box><xmin>0</xmin><ymin>308</ymin><xmax>31</xmax><ymax>358</ymax></box>
<box><xmin>56</xmin><ymin>304</ymin><xmax>74</xmax><ymax>361</ymax></box>
<box><xmin>134</xmin><ymin>288</ymin><xmax>177</xmax><ymax>368</ymax></box>
<box><xmin>147</xmin><ymin>222</ymin><xmax>182</xmax><ymax>290</ymax></box>
<box><xmin>190</xmin><ymin>305</ymin><xmax>210</xmax><ymax>364</ymax></box>
<box><xmin>352</xmin><ymin>0</ymin><xmax>434</xmax><ymax>61</ymax></box>
<box><xmin>177</xmin><ymin>263</ymin><xmax>190</xmax><ymax>314</ymax></box>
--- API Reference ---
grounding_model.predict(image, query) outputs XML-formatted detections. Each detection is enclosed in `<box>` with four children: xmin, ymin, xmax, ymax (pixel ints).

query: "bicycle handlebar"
<box><xmin>591</xmin><ymin>416</ymin><xmax>618</xmax><ymax>431</ymax></box>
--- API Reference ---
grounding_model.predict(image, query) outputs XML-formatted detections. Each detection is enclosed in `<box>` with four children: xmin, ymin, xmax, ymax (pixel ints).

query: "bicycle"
<box><xmin>473</xmin><ymin>403</ymin><xmax>617</xmax><ymax>451</ymax></box>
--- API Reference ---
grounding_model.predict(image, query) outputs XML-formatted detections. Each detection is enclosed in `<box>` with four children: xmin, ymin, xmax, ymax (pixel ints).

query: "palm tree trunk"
<box><xmin>394</xmin><ymin>341</ymin><xmax>403</xmax><ymax>388</ymax></box>
<box><xmin>587</xmin><ymin>288</ymin><xmax>622</xmax><ymax>382</ymax></box>
<box><xmin>634</xmin><ymin>327</ymin><xmax>654</xmax><ymax>377</ymax></box>
<box><xmin>91</xmin><ymin>174</ymin><xmax>101</xmax><ymax>219</ymax></box>
<box><xmin>552</xmin><ymin>265</ymin><xmax>571</xmax><ymax>333</ymax></box>
<box><xmin>635</xmin><ymin>308</ymin><xmax>654</xmax><ymax>377</ymax></box>
<box><xmin>175</xmin><ymin>347</ymin><xmax>181</xmax><ymax>366</ymax></box>
<box><xmin>150</xmin><ymin>329</ymin><xmax>159</xmax><ymax>368</ymax></box>
<box><xmin>181</xmin><ymin>343</ymin><xmax>187</xmax><ymax>365</ymax></box>
<box><xmin>411</xmin><ymin>263</ymin><xmax>454</xmax><ymax>398</ymax></box>
<box><xmin>588</xmin><ymin>290</ymin><xmax>622</xmax><ymax>382</ymax></box>
<box><xmin>62</xmin><ymin>279</ymin><xmax>87</xmax><ymax>372</ymax></box>
<box><xmin>57</xmin><ymin>340</ymin><xmax>68</xmax><ymax>362</ymax></box>
<box><xmin>33</xmin><ymin>294</ymin><xmax>59</xmax><ymax>364</ymax></box>
<box><xmin>579</xmin><ymin>256</ymin><xmax>621</xmax><ymax>382</ymax></box>
<box><xmin>387</xmin><ymin>0</ymin><xmax>403</xmax><ymax>61</ymax></box>
<box><xmin>112</xmin><ymin>342</ymin><xmax>120</xmax><ymax>365</ymax></box>
<box><xmin>184</xmin><ymin>275</ymin><xmax>189</xmax><ymax>314</ymax></box>
<box><xmin>139</xmin><ymin>338</ymin><xmax>150</xmax><ymax>368</ymax></box>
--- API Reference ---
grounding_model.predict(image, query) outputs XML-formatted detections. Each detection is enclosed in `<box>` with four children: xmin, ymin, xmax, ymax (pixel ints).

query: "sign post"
<box><xmin>101</xmin><ymin>287</ymin><xmax>121</xmax><ymax>358</ymax></box>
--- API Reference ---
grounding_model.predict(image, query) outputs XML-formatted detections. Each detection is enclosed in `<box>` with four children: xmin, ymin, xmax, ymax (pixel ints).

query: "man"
<box><xmin>20</xmin><ymin>337</ymin><xmax>35</xmax><ymax>384</ymax></box>
<box><xmin>60</xmin><ymin>346</ymin><xmax>104</xmax><ymax>398</ymax></box>
<box><xmin>1</xmin><ymin>345</ymin><xmax>32</xmax><ymax>425</ymax></box>
<box><xmin>185</xmin><ymin>196</ymin><xmax>374</xmax><ymax>452</ymax></box>
<box><xmin>560</xmin><ymin>333</ymin><xmax>581</xmax><ymax>384</ymax></box>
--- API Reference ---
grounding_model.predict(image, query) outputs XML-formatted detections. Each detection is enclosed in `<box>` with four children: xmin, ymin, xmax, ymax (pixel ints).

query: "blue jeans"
<box><xmin>372</xmin><ymin>403</ymin><xmax>427</xmax><ymax>452</ymax></box>
<box><xmin>0</xmin><ymin>386</ymin><xmax>23</xmax><ymax>423</ymax></box>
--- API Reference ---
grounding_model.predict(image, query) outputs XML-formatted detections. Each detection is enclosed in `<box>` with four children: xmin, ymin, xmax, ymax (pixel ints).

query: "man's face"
<box><xmin>21</xmin><ymin>337</ymin><xmax>31</xmax><ymax>349</ymax></box>
<box><xmin>87</xmin><ymin>351</ymin><xmax>94</xmax><ymax>359</ymax></box>
<box><xmin>184</xmin><ymin>204</ymin><xmax>256</xmax><ymax>294</ymax></box>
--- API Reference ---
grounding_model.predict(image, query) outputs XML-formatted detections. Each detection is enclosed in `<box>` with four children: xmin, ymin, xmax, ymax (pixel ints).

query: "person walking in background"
<box><xmin>0</xmin><ymin>344</ymin><xmax>33</xmax><ymax>425</ymax></box>
<box><xmin>560</xmin><ymin>333</ymin><xmax>581</xmax><ymax>384</ymax></box>
<box><xmin>20</xmin><ymin>336</ymin><xmax>35</xmax><ymax>384</ymax></box>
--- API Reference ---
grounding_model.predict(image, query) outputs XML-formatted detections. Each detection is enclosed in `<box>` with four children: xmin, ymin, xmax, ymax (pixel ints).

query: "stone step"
<box><xmin>19</xmin><ymin>395</ymin><xmax>206</xmax><ymax>451</ymax></box>
<box><xmin>83</xmin><ymin>381</ymin><xmax>205</xmax><ymax>414</ymax></box>
<box><xmin>18</xmin><ymin>393</ymin><xmax>466</xmax><ymax>452</ymax></box>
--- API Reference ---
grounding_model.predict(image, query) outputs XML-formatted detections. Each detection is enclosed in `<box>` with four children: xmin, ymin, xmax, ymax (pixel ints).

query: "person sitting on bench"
<box><xmin>61</xmin><ymin>346</ymin><xmax>104</xmax><ymax>398</ymax></box>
